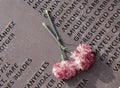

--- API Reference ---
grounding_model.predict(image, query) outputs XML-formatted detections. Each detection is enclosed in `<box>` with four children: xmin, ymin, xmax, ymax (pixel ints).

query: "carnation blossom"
<box><xmin>70</xmin><ymin>44</ymin><xmax>94</xmax><ymax>71</ymax></box>
<box><xmin>70</xmin><ymin>44</ymin><xmax>92</xmax><ymax>59</ymax></box>
<box><xmin>52</xmin><ymin>60</ymin><xmax>77</xmax><ymax>79</ymax></box>
<box><xmin>52</xmin><ymin>44</ymin><xmax>94</xmax><ymax>79</ymax></box>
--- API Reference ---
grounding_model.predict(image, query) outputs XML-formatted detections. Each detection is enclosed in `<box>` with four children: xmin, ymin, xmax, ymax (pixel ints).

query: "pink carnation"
<box><xmin>70</xmin><ymin>44</ymin><xmax>94</xmax><ymax>71</ymax></box>
<box><xmin>52</xmin><ymin>44</ymin><xmax>94</xmax><ymax>79</ymax></box>
<box><xmin>70</xmin><ymin>44</ymin><xmax>92</xmax><ymax>59</ymax></box>
<box><xmin>52</xmin><ymin>60</ymin><xmax>77</xmax><ymax>79</ymax></box>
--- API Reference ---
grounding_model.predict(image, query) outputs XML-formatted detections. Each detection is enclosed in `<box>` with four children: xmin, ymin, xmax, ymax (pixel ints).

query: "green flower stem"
<box><xmin>45</xmin><ymin>10</ymin><xmax>59</xmax><ymax>40</ymax></box>
<box><xmin>65</xmin><ymin>50</ymin><xmax>73</xmax><ymax>54</ymax></box>
<box><xmin>42</xmin><ymin>23</ymin><xmax>65</xmax><ymax>49</ymax></box>
<box><xmin>43</xmin><ymin>10</ymin><xmax>71</xmax><ymax>61</ymax></box>
<box><xmin>59</xmin><ymin>47</ymin><xmax>65</xmax><ymax>61</ymax></box>
<box><xmin>61</xmin><ymin>54</ymin><xmax>65</xmax><ymax>61</ymax></box>
<box><xmin>45</xmin><ymin>10</ymin><xmax>67</xmax><ymax>51</ymax></box>
<box><xmin>42</xmin><ymin>23</ymin><xmax>65</xmax><ymax>61</ymax></box>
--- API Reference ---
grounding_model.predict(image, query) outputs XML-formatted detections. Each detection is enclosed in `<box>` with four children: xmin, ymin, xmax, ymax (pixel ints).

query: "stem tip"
<box><xmin>45</xmin><ymin>10</ymin><xmax>48</xmax><ymax>14</ymax></box>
